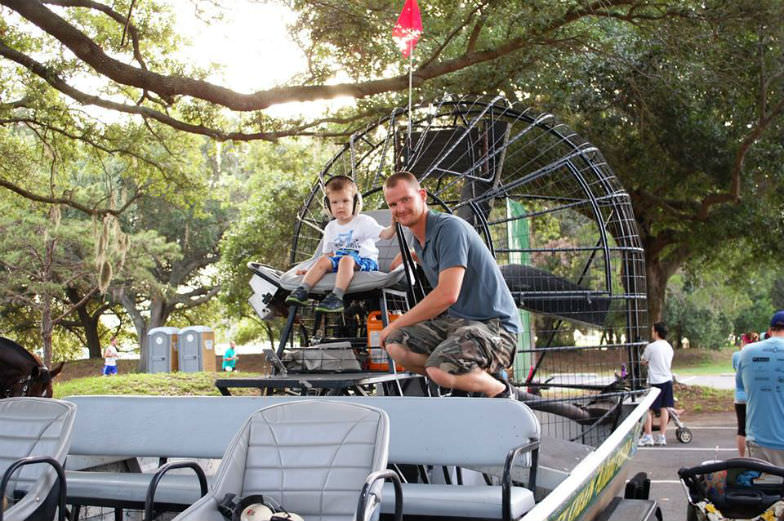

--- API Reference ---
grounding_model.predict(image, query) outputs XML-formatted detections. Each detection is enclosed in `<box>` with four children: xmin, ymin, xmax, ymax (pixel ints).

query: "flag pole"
<box><xmin>407</xmin><ymin>47</ymin><xmax>413</xmax><ymax>146</ymax></box>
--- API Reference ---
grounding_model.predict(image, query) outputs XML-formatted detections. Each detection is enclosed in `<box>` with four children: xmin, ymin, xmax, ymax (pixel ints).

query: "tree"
<box><xmin>0</xmin><ymin>201</ymin><xmax>101</xmax><ymax>364</ymax></box>
<box><xmin>4</xmin><ymin>0</ymin><xmax>784</xmax><ymax>333</ymax></box>
<box><xmin>112</xmin><ymin>191</ymin><xmax>232</xmax><ymax>370</ymax></box>
<box><xmin>218</xmin><ymin>138</ymin><xmax>333</xmax><ymax>341</ymax></box>
<box><xmin>515</xmin><ymin>1</ymin><xmax>784</xmax><ymax>321</ymax></box>
<box><xmin>0</xmin><ymin>0</ymin><xmax>700</xmax><ymax>142</ymax></box>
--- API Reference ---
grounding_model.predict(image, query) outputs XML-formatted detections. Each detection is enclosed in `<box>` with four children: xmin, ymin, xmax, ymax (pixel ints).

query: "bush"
<box><xmin>665</xmin><ymin>291</ymin><xmax>732</xmax><ymax>350</ymax></box>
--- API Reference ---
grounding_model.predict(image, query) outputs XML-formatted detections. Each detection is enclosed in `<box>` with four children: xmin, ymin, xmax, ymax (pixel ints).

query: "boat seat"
<box><xmin>279</xmin><ymin>210</ymin><xmax>413</xmax><ymax>294</ymax></box>
<box><xmin>0</xmin><ymin>397</ymin><xmax>76</xmax><ymax>521</ymax></box>
<box><xmin>64</xmin><ymin>395</ymin><xmax>539</xmax><ymax>521</ymax></box>
<box><xmin>172</xmin><ymin>400</ymin><xmax>397</xmax><ymax>521</ymax></box>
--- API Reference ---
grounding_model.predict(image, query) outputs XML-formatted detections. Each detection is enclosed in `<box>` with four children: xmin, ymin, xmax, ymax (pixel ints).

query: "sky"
<box><xmin>171</xmin><ymin>0</ymin><xmax>355</xmax><ymax>118</ymax></box>
<box><xmin>172</xmin><ymin>0</ymin><xmax>302</xmax><ymax>93</ymax></box>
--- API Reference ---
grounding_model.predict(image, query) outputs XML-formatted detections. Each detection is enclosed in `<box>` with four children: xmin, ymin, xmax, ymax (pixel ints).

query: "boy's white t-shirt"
<box><xmin>641</xmin><ymin>339</ymin><xmax>673</xmax><ymax>384</ymax></box>
<box><xmin>104</xmin><ymin>345</ymin><xmax>118</xmax><ymax>367</ymax></box>
<box><xmin>321</xmin><ymin>214</ymin><xmax>385</xmax><ymax>261</ymax></box>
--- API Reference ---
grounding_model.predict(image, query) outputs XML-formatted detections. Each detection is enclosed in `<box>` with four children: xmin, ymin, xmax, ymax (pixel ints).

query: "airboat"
<box><xmin>1</xmin><ymin>96</ymin><xmax>658</xmax><ymax>521</ymax></box>
<box><xmin>241</xmin><ymin>96</ymin><xmax>659</xmax><ymax>520</ymax></box>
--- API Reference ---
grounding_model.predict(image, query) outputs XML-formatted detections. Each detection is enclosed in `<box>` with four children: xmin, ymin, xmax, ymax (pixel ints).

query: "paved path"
<box><xmin>627</xmin><ymin>411</ymin><xmax>737</xmax><ymax>520</ymax></box>
<box><xmin>676</xmin><ymin>373</ymin><xmax>736</xmax><ymax>390</ymax></box>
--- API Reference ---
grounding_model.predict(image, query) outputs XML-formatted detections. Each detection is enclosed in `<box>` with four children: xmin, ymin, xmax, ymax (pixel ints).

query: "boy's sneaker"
<box><xmin>638</xmin><ymin>434</ymin><xmax>654</xmax><ymax>447</ymax></box>
<box><xmin>654</xmin><ymin>434</ymin><xmax>667</xmax><ymax>446</ymax></box>
<box><xmin>315</xmin><ymin>292</ymin><xmax>344</xmax><ymax>313</ymax></box>
<box><xmin>285</xmin><ymin>287</ymin><xmax>309</xmax><ymax>305</ymax></box>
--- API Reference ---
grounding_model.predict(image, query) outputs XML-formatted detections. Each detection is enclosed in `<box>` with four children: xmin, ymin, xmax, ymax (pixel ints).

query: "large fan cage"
<box><xmin>288</xmin><ymin>96</ymin><xmax>648</xmax><ymax>444</ymax></box>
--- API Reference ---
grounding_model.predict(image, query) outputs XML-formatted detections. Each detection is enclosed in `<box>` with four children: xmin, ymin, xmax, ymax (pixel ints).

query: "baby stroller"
<box><xmin>649</xmin><ymin>406</ymin><xmax>692</xmax><ymax>443</ymax></box>
<box><xmin>663</xmin><ymin>406</ymin><xmax>693</xmax><ymax>444</ymax></box>
<box><xmin>678</xmin><ymin>458</ymin><xmax>784</xmax><ymax>521</ymax></box>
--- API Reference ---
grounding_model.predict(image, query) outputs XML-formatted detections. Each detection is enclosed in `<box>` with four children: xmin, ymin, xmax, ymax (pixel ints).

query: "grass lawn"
<box><xmin>54</xmin><ymin>370</ymin><xmax>265</xmax><ymax>398</ymax></box>
<box><xmin>672</xmin><ymin>345</ymin><xmax>736</xmax><ymax>376</ymax></box>
<box><xmin>52</xmin><ymin>348</ymin><xmax>736</xmax><ymax>413</ymax></box>
<box><xmin>674</xmin><ymin>383</ymin><xmax>732</xmax><ymax>414</ymax></box>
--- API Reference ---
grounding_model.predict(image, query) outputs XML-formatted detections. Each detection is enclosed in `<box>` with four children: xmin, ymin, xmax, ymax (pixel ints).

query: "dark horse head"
<box><xmin>0</xmin><ymin>337</ymin><xmax>64</xmax><ymax>398</ymax></box>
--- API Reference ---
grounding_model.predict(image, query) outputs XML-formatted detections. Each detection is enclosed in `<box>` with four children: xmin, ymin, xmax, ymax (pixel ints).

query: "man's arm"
<box><xmin>387</xmin><ymin>250</ymin><xmax>418</xmax><ymax>271</ymax></box>
<box><xmin>735</xmin><ymin>354</ymin><xmax>745</xmax><ymax>398</ymax></box>
<box><xmin>379</xmin><ymin>266</ymin><xmax>465</xmax><ymax>346</ymax></box>
<box><xmin>379</xmin><ymin>224</ymin><xmax>396</xmax><ymax>240</ymax></box>
<box><xmin>640</xmin><ymin>344</ymin><xmax>650</xmax><ymax>365</ymax></box>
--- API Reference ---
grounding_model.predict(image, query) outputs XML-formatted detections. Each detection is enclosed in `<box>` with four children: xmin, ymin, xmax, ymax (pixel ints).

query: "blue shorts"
<box><xmin>103</xmin><ymin>365</ymin><xmax>118</xmax><ymax>376</ymax></box>
<box><xmin>650</xmin><ymin>381</ymin><xmax>674</xmax><ymax>411</ymax></box>
<box><xmin>329</xmin><ymin>250</ymin><xmax>378</xmax><ymax>272</ymax></box>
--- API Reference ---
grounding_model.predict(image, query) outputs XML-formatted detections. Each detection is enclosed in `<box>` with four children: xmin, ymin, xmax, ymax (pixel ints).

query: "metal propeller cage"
<box><xmin>288</xmin><ymin>96</ymin><xmax>648</xmax><ymax>444</ymax></box>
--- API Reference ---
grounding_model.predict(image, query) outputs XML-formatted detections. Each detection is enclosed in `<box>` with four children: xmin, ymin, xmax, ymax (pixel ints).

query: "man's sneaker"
<box><xmin>654</xmin><ymin>434</ymin><xmax>667</xmax><ymax>446</ymax></box>
<box><xmin>285</xmin><ymin>286</ymin><xmax>309</xmax><ymax>305</ymax></box>
<box><xmin>315</xmin><ymin>292</ymin><xmax>344</xmax><ymax>313</ymax></box>
<box><xmin>638</xmin><ymin>434</ymin><xmax>654</xmax><ymax>447</ymax></box>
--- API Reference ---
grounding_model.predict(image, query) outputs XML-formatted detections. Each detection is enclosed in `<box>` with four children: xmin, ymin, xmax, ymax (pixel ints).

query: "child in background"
<box><xmin>102</xmin><ymin>336</ymin><xmax>119</xmax><ymax>376</ymax></box>
<box><xmin>222</xmin><ymin>341</ymin><xmax>238</xmax><ymax>372</ymax></box>
<box><xmin>286</xmin><ymin>176</ymin><xmax>396</xmax><ymax>312</ymax></box>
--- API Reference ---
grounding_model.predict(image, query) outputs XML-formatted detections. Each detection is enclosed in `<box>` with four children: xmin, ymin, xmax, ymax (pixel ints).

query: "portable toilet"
<box><xmin>146</xmin><ymin>327</ymin><xmax>179</xmax><ymax>373</ymax></box>
<box><xmin>178</xmin><ymin>326</ymin><xmax>217</xmax><ymax>372</ymax></box>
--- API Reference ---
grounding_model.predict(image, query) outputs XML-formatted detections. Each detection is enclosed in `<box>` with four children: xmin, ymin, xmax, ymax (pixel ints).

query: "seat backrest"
<box><xmin>362</xmin><ymin>210</ymin><xmax>407</xmax><ymax>273</ymax></box>
<box><xmin>65</xmin><ymin>395</ymin><xmax>539</xmax><ymax>466</ymax></box>
<box><xmin>0</xmin><ymin>398</ymin><xmax>76</xmax><ymax>519</ymax></box>
<box><xmin>212</xmin><ymin>400</ymin><xmax>389</xmax><ymax>521</ymax></box>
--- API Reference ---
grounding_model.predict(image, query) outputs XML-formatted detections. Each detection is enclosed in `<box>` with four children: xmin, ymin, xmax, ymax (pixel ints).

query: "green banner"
<box><xmin>506</xmin><ymin>199</ymin><xmax>533</xmax><ymax>382</ymax></box>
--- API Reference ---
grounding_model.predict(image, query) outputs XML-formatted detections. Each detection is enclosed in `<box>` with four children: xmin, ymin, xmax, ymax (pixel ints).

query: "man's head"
<box><xmin>769</xmin><ymin>310</ymin><xmax>784</xmax><ymax>335</ymax></box>
<box><xmin>324</xmin><ymin>175</ymin><xmax>361</xmax><ymax>222</ymax></box>
<box><xmin>383</xmin><ymin>171</ymin><xmax>426</xmax><ymax>228</ymax></box>
<box><xmin>110</xmin><ymin>336</ymin><xmax>118</xmax><ymax>346</ymax></box>
<box><xmin>652</xmin><ymin>322</ymin><xmax>668</xmax><ymax>340</ymax></box>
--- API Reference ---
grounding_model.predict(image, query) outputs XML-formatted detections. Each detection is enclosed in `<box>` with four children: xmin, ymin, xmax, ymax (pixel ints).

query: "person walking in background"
<box><xmin>732</xmin><ymin>332</ymin><xmax>756</xmax><ymax>457</ymax></box>
<box><xmin>735</xmin><ymin>311</ymin><xmax>784</xmax><ymax>466</ymax></box>
<box><xmin>222</xmin><ymin>341</ymin><xmax>238</xmax><ymax>372</ymax></box>
<box><xmin>102</xmin><ymin>336</ymin><xmax>119</xmax><ymax>376</ymax></box>
<box><xmin>638</xmin><ymin>322</ymin><xmax>674</xmax><ymax>447</ymax></box>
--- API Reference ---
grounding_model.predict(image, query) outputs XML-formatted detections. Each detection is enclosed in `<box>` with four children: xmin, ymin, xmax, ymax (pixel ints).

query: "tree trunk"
<box><xmin>117</xmin><ymin>290</ymin><xmax>173</xmax><ymax>372</ymax></box>
<box><xmin>641</xmin><ymin>232</ymin><xmax>690</xmax><ymax>327</ymax></box>
<box><xmin>40</xmin><ymin>298</ymin><xmax>53</xmax><ymax>366</ymax></box>
<box><xmin>66</xmin><ymin>287</ymin><xmax>103</xmax><ymax>358</ymax></box>
<box><xmin>645</xmin><ymin>259</ymin><xmax>667</xmax><ymax>324</ymax></box>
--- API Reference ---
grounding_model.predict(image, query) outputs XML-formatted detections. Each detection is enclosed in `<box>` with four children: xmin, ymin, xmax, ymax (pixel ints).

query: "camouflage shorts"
<box><xmin>386</xmin><ymin>315</ymin><xmax>517</xmax><ymax>375</ymax></box>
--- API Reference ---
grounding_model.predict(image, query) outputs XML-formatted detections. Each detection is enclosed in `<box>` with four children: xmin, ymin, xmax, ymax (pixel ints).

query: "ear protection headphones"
<box><xmin>219</xmin><ymin>493</ymin><xmax>304</xmax><ymax>521</ymax></box>
<box><xmin>323</xmin><ymin>175</ymin><xmax>362</xmax><ymax>216</ymax></box>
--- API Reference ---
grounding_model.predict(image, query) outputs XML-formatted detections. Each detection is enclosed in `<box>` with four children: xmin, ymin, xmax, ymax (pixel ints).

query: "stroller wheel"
<box><xmin>677</xmin><ymin>427</ymin><xmax>693</xmax><ymax>444</ymax></box>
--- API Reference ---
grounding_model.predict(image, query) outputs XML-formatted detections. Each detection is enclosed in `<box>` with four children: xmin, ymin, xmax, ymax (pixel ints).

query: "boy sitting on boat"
<box><xmin>285</xmin><ymin>175</ymin><xmax>396</xmax><ymax>313</ymax></box>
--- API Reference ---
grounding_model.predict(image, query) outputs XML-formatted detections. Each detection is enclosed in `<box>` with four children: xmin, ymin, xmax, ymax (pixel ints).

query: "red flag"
<box><xmin>392</xmin><ymin>0</ymin><xmax>423</xmax><ymax>58</ymax></box>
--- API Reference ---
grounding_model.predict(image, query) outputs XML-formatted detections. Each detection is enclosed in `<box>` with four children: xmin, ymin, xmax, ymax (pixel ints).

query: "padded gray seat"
<box><xmin>173</xmin><ymin>400</ymin><xmax>392</xmax><ymax>521</ymax></box>
<box><xmin>380</xmin><ymin>483</ymin><xmax>535</xmax><ymax>519</ymax></box>
<box><xmin>0</xmin><ymin>397</ymin><xmax>76</xmax><ymax>521</ymax></box>
<box><xmin>279</xmin><ymin>210</ymin><xmax>412</xmax><ymax>294</ymax></box>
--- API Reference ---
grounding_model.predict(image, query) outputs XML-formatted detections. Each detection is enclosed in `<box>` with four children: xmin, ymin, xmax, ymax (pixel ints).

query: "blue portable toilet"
<box><xmin>146</xmin><ymin>327</ymin><xmax>179</xmax><ymax>373</ymax></box>
<box><xmin>178</xmin><ymin>326</ymin><xmax>217</xmax><ymax>372</ymax></box>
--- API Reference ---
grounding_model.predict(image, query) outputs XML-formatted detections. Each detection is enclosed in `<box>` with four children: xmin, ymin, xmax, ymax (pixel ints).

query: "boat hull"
<box><xmin>521</xmin><ymin>388</ymin><xmax>660</xmax><ymax>521</ymax></box>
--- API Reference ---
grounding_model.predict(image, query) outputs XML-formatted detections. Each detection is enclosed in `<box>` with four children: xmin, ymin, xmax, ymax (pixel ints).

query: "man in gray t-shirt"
<box><xmin>381</xmin><ymin>172</ymin><xmax>521</xmax><ymax>398</ymax></box>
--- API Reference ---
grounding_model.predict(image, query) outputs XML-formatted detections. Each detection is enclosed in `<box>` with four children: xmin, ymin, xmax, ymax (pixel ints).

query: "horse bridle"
<box><xmin>2</xmin><ymin>365</ymin><xmax>51</xmax><ymax>398</ymax></box>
